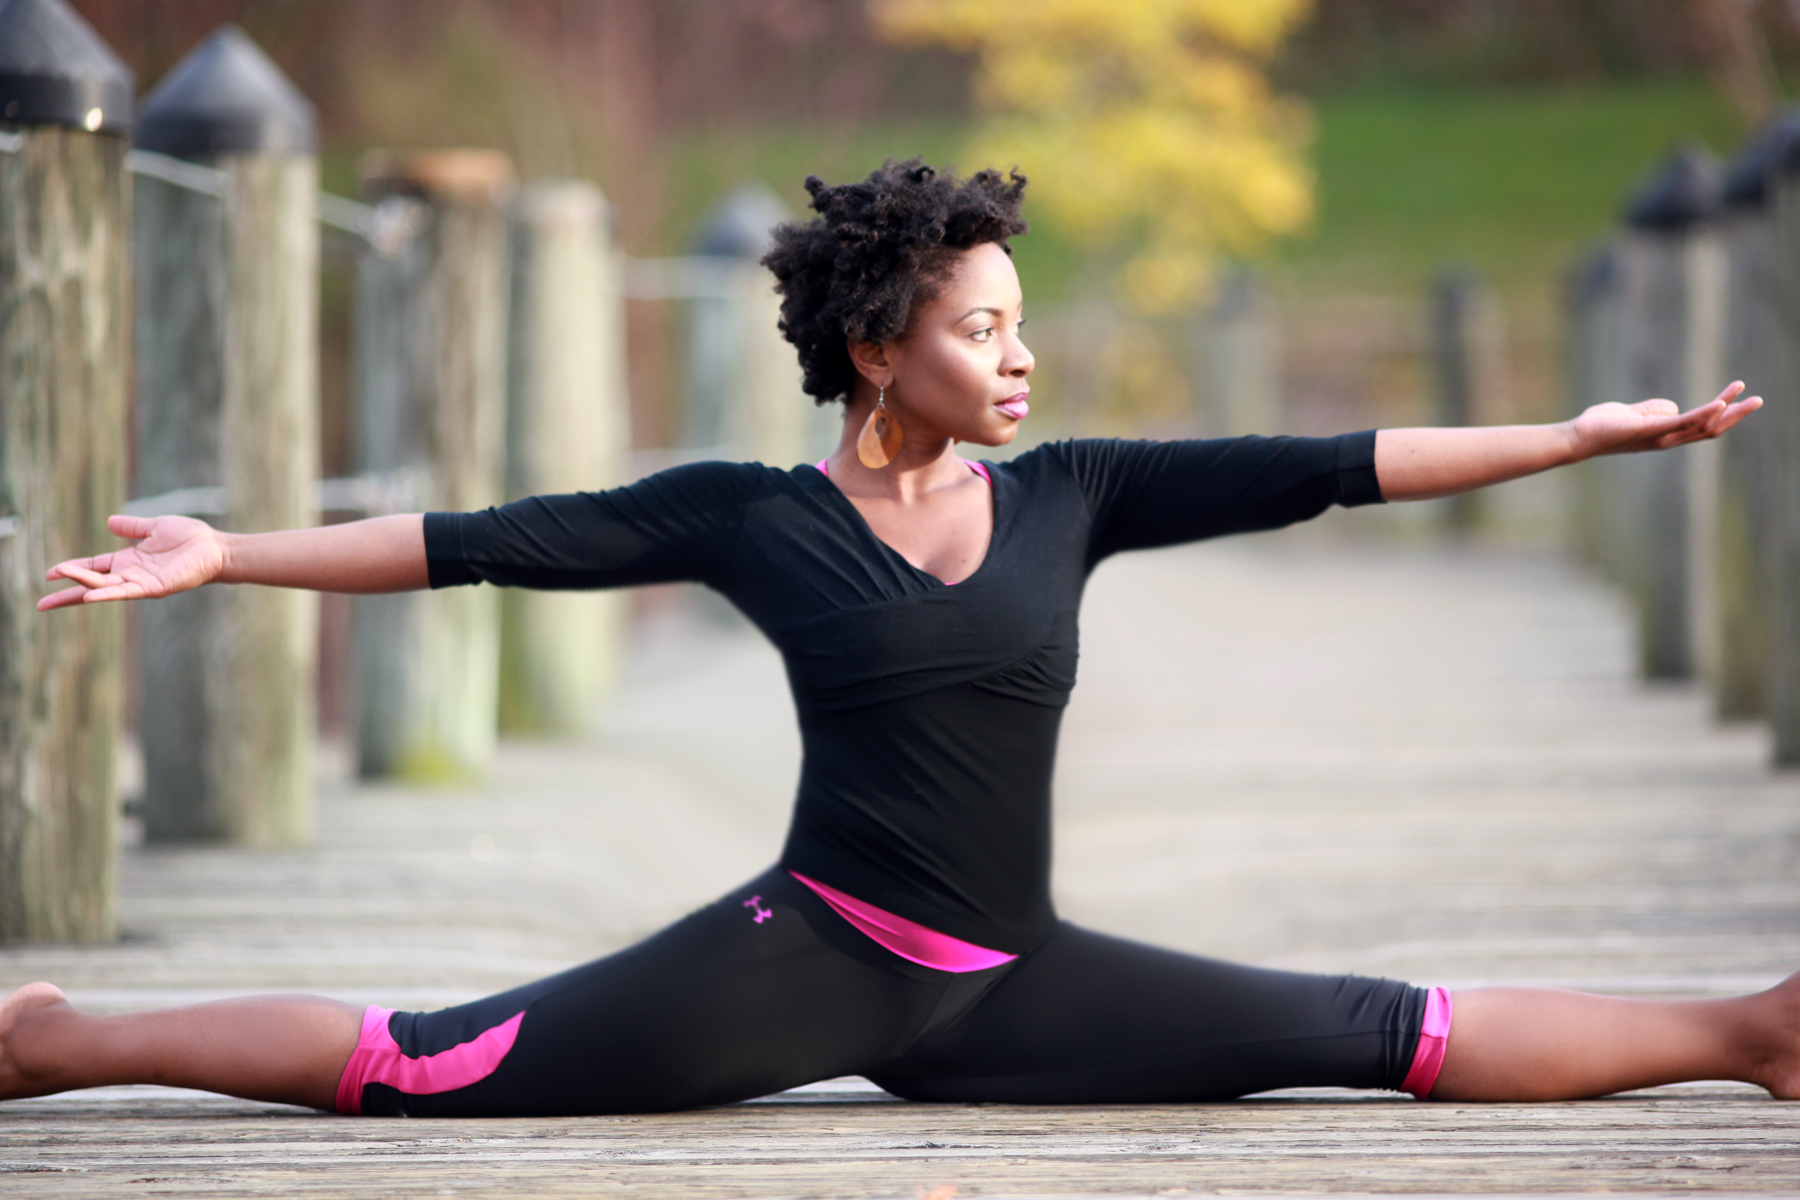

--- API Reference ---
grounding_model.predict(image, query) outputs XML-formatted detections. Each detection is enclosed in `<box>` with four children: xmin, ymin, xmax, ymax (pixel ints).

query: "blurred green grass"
<box><xmin>657</xmin><ymin>78</ymin><xmax>1746</xmax><ymax>305</ymax></box>
<box><xmin>1279</xmin><ymin>79</ymin><xmax>1744</xmax><ymax>296</ymax></box>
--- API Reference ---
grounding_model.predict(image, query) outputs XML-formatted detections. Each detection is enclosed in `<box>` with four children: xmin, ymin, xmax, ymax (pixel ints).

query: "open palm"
<box><xmin>1571</xmin><ymin>382</ymin><xmax>1761</xmax><ymax>459</ymax></box>
<box><xmin>38</xmin><ymin>514</ymin><xmax>227</xmax><ymax>612</ymax></box>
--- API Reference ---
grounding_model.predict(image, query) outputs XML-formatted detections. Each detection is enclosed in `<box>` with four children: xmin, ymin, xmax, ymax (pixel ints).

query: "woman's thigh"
<box><xmin>871</xmin><ymin>922</ymin><xmax>1427</xmax><ymax>1103</ymax></box>
<box><xmin>354</xmin><ymin>868</ymin><xmax>948</xmax><ymax>1116</ymax></box>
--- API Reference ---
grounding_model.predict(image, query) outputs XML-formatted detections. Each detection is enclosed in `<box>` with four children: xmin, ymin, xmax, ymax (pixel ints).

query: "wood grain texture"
<box><xmin>498</xmin><ymin>180</ymin><xmax>628</xmax><ymax>737</ymax></box>
<box><xmin>1712</xmin><ymin>209</ymin><xmax>1781</xmax><ymax>722</ymax></box>
<box><xmin>1617</xmin><ymin>229</ymin><xmax>1723</xmax><ymax>682</ymax></box>
<box><xmin>1771</xmin><ymin>171</ymin><xmax>1800</xmax><ymax>764</ymax></box>
<box><xmin>0</xmin><ymin>125</ymin><xmax>127</xmax><ymax>941</ymax></box>
<box><xmin>134</xmin><ymin>153</ymin><xmax>319</xmax><ymax>847</ymax></box>
<box><xmin>353</xmin><ymin>153</ymin><xmax>512</xmax><ymax>781</ymax></box>
<box><xmin>2</xmin><ymin>539</ymin><xmax>1799</xmax><ymax>1192</ymax></box>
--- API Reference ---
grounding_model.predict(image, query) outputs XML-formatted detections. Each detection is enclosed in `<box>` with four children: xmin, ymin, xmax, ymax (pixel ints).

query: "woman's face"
<box><xmin>858</xmin><ymin>242</ymin><xmax>1035</xmax><ymax>449</ymax></box>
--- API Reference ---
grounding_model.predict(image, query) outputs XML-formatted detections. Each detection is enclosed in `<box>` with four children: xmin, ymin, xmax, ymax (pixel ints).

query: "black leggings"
<box><xmin>349</xmin><ymin>867</ymin><xmax>1428</xmax><ymax>1117</ymax></box>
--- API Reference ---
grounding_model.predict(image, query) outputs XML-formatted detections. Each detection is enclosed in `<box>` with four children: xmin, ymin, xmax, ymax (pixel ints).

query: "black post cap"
<box><xmin>693</xmin><ymin>182</ymin><xmax>792</xmax><ymax>259</ymax></box>
<box><xmin>0</xmin><ymin>0</ymin><xmax>133</xmax><ymax>135</ymax></box>
<box><xmin>135</xmin><ymin>25</ymin><xmax>315</xmax><ymax>159</ymax></box>
<box><xmin>1624</xmin><ymin>145</ymin><xmax>1722</xmax><ymax>232</ymax></box>
<box><xmin>1722</xmin><ymin>109</ymin><xmax>1800</xmax><ymax>209</ymax></box>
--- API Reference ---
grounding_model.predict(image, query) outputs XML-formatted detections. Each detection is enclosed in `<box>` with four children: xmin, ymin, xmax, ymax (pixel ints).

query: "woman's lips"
<box><xmin>995</xmin><ymin>395</ymin><xmax>1030</xmax><ymax>420</ymax></box>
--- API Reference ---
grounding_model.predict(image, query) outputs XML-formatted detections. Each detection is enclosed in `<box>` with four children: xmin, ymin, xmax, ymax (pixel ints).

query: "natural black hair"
<box><xmin>762</xmin><ymin>159</ymin><xmax>1028</xmax><ymax>406</ymax></box>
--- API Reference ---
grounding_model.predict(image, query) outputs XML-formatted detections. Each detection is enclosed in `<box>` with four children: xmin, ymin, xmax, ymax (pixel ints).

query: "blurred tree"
<box><xmin>1284</xmin><ymin>0</ymin><xmax>1800</xmax><ymax>104</ymax></box>
<box><xmin>875</xmin><ymin>0</ymin><xmax>1315</xmax><ymax>312</ymax></box>
<box><xmin>1694</xmin><ymin>0</ymin><xmax>1782</xmax><ymax>125</ymax></box>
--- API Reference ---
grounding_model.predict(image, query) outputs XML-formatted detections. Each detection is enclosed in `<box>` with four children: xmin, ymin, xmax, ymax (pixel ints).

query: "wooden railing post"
<box><xmin>132</xmin><ymin>26</ymin><xmax>319</xmax><ymax>845</ymax></box>
<box><xmin>1618</xmin><ymin>148</ymin><xmax>1725</xmax><ymax>681</ymax></box>
<box><xmin>1710</xmin><ymin>119</ymin><xmax>1793</xmax><ymax>721</ymax></box>
<box><xmin>1768</xmin><ymin>135</ymin><xmax>1800</xmax><ymax>762</ymax></box>
<box><xmin>499</xmin><ymin>180</ymin><xmax>630</xmax><ymax>736</ymax></box>
<box><xmin>1564</xmin><ymin>245</ymin><xmax>1628</xmax><ymax>578</ymax></box>
<box><xmin>687</xmin><ymin>182</ymin><xmax>822</xmax><ymax>465</ymax></box>
<box><xmin>1197</xmin><ymin>267</ymin><xmax>1280</xmax><ymax>437</ymax></box>
<box><xmin>1430</xmin><ymin>268</ymin><xmax>1499</xmax><ymax>535</ymax></box>
<box><xmin>353</xmin><ymin>150</ymin><xmax>513</xmax><ymax>780</ymax></box>
<box><xmin>0</xmin><ymin>0</ymin><xmax>132</xmax><ymax>940</ymax></box>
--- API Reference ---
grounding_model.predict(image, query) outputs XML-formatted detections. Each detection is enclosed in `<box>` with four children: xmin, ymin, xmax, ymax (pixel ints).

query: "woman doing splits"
<box><xmin>6</xmin><ymin>161</ymin><xmax>1794</xmax><ymax>1116</ymax></box>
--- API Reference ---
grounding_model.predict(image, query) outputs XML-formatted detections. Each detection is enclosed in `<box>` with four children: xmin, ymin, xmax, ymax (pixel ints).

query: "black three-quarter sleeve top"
<box><xmin>425</xmin><ymin>433</ymin><xmax>1383</xmax><ymax>955</ymax></box>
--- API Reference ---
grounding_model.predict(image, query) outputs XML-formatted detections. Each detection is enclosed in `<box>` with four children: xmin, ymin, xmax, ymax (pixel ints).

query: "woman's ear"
<box><xmin>847</xmin><ymin>338</ymin><xmax>892</xmax><ymax>392</ymax></box>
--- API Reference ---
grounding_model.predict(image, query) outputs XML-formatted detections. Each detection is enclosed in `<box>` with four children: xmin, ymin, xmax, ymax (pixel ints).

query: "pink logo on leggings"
<box><xmin>743</xmin><ymin>895</ymin><xmax>772</xmax><ymax>924</ymax></box>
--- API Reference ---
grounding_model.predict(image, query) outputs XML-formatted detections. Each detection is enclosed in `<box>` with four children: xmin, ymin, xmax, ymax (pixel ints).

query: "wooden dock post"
<box><xmin>132</xmin><ymin>26</ymin><xmax>319</xmax><ymax>845</ymax></box>
<box><xmin>353</xmin><ymin>150</ymin><xmax>513</xmax><ymax>780</ymax></box>
<box><xmin>1769</xmin><ymin>134</ymin><xmax>1800</xmax><ymax>762</ymax></box>
<box><xmin>1618</xmin><ymin>148</ymin><xmax>1725</xmax><ymax>681</ymax></box>
<box><xmin>0</xmin><ymin>0</ymin><xmax>132</xmax><ymax>940</ymax></box>
<box><xmin>1430</xmin><ymin>269</ymin><xmax>1497</xmax><ymax>535</ymax></box>
<box><xmin>499</xmin><ymin>180</ymin><xmax>630</xmax><ymax>736</ymax></box>
<box><xmin>687</xmin><ymin>182</ymin><xmax>819</xmax><ymax>465</ymax></box>
<box><xmin>1197</xmin><ymin>267</ymin><xmax>1280</xmax><ymax>437</ymax></box>
<box><xmin>1564</xmin><ymin>245</ymin><xmax>1627</xmax><ymax>577</ymax></box>
<box><xmin>1710</xmin><ymin>120</ymin><xmax>1793</xmax><ymax>721</ymax></box>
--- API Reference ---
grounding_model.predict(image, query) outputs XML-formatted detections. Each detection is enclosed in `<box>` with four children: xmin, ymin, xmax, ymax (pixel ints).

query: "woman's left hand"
<box><xmin>1570</xmin><ymin>381</ymin><xmax>1762</xmax><ymax>460</ymax></box>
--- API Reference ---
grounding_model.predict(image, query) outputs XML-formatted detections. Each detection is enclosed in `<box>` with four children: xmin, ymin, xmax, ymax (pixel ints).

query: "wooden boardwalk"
<box><xmin>5</xmin><ymin>531</ymin><xmax>1800</xmax><ymax>1197</ymax></box>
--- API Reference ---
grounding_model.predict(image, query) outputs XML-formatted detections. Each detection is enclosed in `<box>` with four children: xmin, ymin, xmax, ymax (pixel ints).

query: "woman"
<box><xmin>5</xmin><ymin>161</ymin><xmax>1791</xmax><ymax>1115</ymax></box>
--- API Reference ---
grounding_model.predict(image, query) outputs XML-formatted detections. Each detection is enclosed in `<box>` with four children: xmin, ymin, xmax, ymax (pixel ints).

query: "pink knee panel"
<box><xmin>1399</xmin><ymin>986</ymin><xmax>1454</xmax><ymax>1099</ymax></box>
<box><xmin>335</xmin><ymin>1004</ymin><xmax>524</xmax><ymax>1115</ymax></box>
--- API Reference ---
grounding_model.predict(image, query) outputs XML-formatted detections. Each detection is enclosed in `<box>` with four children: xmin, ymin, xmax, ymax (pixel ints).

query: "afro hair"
<box><xmin>762</xmin><ymin>159</ymin><xmax>1028</xmax><ymax>406</ymax></box>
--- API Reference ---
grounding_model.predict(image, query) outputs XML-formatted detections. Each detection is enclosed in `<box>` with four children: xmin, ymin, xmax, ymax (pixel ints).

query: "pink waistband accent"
<box><xmin>1400</xmin><ymin>986</ymin><xmax>1454</xmax><ymax>1099</ymax></box>
<box><xmin>334</xmin><ymin>1004</ymin><xmax>524</xmax><ymax>1115</ymax></box>
<box><xmin>787</xmin><ymin>869</ymin><xmax>1018</xmax><ymax>973</ymax></box>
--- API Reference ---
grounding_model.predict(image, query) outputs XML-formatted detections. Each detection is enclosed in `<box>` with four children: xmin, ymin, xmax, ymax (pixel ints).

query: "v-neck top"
<box><xmin>424</xmin><ymin>432</ymin><xmax>1382</xmax><ymax>954</ymax></box>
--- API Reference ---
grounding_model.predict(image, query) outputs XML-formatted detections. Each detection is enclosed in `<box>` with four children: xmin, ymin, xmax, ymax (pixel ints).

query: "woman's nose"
<box><xmin>1006</xmin><ymin>337</ymin><xmax>1034</xmax><ymax>377</ymax></box>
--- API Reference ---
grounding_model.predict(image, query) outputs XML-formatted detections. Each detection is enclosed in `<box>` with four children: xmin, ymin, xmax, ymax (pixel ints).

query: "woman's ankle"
<box><xmin>1740</xmin><ymin>972</ymin><xmax>1800</xmax><ymax>1099</ymax></box>
<box><xmin>0</xmin><ymin>982</ymin><xmax>76</xmax><ymax>1099</ymax></box>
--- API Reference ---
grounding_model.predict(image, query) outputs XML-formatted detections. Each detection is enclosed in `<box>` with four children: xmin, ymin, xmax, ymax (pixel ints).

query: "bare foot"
<box><xmin>1747</xmin><ymin>970</ymin><xmax>1800</xmax><ymax>1100</ymax></box>
<box><xmin>0</xmin><ymin>982</ymin><xmax>72</xmax><ymax>1100</ymax></box>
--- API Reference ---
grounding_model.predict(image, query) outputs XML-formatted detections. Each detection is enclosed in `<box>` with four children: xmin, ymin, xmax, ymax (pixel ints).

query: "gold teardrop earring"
<box><xmin>856</xmin><ymin>383</ymin><xmax>904</xmax><ymax>469</ymax></box>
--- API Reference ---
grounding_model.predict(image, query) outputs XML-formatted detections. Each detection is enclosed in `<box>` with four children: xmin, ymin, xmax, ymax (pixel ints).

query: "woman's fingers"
<box><xmin>35</xmin><ymin>576</ymin><xmax>144</xmax><ymax>610</ymax></box>
<box><xmin>106</xmin><ymin>514</ymin><xmax>156</xmax><ymax>540</ymax></box>
<box><xmin>36</xmin><ymin>585</ymin><xmax>93</xmax><ymax>612</ymax></box>
<box><xmin>54</xmin><ymin>564</ymin><xmax>119</xmax><ymax>590</ymax></box>
<box><xmin>45</xmin><ymin>552</ymin><xmax>112</xmax><ymax>581</ymax></box>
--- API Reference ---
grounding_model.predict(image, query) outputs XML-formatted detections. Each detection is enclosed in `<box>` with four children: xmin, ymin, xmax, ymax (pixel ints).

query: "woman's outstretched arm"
<box><xmin>1374</xmin><ymin>381</ymin><xmax>1762</xmax><ymax>502</ymax></box>
<box><xmin>37</xmin><ymin>513</ymin><xmax>427</xmax><ymax>611</ymax></box>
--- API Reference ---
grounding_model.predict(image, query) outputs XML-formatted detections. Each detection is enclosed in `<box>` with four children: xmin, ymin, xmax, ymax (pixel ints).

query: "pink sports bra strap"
<box><xmin>787</xmin><ymin>869</ymin><xmax>1017</xmax><ymax>973</ymax></box>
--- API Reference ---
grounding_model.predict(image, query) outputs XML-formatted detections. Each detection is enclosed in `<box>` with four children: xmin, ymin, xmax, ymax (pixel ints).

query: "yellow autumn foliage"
<box><xmin>875</xmin><ymin>0</ymin><xmax>1314</xmax><ymax>311</ymax></box>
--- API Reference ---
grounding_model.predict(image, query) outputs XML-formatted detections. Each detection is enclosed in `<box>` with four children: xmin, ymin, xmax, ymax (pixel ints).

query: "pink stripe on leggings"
<box><xmin>335</xmin><ymin>1005</ymin><xmax>524</xmax><ymax>1115</ymax></box>
<box><xmin>1400</xmin><ymin>986</ymin><xmax>1454</xmax><ymax>1098</ymax></box>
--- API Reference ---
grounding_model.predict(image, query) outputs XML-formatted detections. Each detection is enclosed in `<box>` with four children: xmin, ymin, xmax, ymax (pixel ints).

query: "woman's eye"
<box><xmin>971</xmin><ymin>327</ymin><xmax>994</xmax><ymax>342</ymax></box>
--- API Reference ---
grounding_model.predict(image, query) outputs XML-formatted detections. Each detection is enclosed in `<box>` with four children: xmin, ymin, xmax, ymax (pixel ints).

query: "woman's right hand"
<box><xmin>38</xmin><ymin>514</ymin><xmax>228</xmax><ymax>612</ymax></box>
